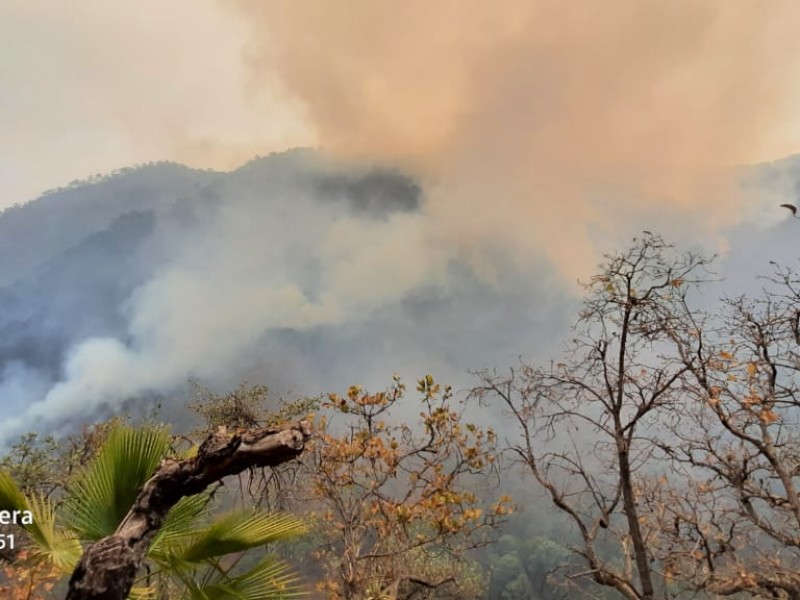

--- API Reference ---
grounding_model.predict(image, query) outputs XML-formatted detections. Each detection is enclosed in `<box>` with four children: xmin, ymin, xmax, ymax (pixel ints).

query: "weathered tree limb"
<box><xmin>384</xmin><ymin>574</ymin><xmax>457</xmax><ymax>600</ymax></box>
<box><xmin>65</xmin><ymin>421</ymin><xmax>312</xmax><ymax>600</ymax></box>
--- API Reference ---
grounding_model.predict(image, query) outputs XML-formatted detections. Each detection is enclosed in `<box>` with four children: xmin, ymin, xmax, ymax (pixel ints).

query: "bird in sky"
<box><xmin>780</xmin><ymin>203</ymin><xmax>798</xmax><ymax>217</ymax></box>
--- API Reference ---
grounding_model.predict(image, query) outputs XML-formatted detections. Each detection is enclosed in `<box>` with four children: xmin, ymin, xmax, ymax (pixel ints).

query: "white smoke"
<box><xmin>0</xmin><ymin>158</ymin><xmax>468</xmax><ymax>441</ymax></box>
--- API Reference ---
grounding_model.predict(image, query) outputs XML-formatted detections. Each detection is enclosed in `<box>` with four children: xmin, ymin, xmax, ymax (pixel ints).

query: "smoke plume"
<box><xmin>229</xmin><ymin>0</ymin><xmax>800</xmax><ymax>277</ymax></box>
<box><xmin>0</xmin><ymin>155</ymin><xmax>570</xmax><ymax>442</ymax></box>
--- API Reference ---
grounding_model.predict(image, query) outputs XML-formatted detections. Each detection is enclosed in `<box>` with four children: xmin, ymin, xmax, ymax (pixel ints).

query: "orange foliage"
<box><xmin>0</xmin><ymin>551</ymin><xmax>61</xmax><ymax>599</ymax></box>
<box><xmin>306</xmin><ymin>376</ymin><xmax>510</xmax><ymax>599</ymax></box>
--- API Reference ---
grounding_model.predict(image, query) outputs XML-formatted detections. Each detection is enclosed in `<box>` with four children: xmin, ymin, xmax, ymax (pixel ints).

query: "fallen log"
<box><xmin>66</xmin><ymin>421</ymin><xmax>312</xmax><ymax>600</ymax></box>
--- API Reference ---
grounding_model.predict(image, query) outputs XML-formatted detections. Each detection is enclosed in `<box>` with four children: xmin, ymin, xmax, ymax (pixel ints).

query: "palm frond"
<box><xmin>177</xmin><ymin>511</ymin><xmax>307</xmax><ymax>564</ymax></box>
<box><xmin>0</xmin><ymin>470</ymin><xmax>28</xmax><ymax>513</ymax></box>
<box><xmin>191</xmin><ymin>556</ymin><xmax>307</xmax><ymax>599</ymax></box>
<box><xmin>147</xmin><ymin>493</ymin><xmax>212</xmax><ymax>567</ymax></box>
<box><xmin>127</xmin><ymin>585</ymin><xmax>157</xmax><ymax>600</ymax></box>
<box><xmin>0</xmin><ymin>470</ymin><xmax>81</xmax><ymax>572</ymax></box>
<box><xmin>65</xmin><ymin>425</ymin><xmax>172</xmax><ymax>540</ymax></box>
<box><xmin>26</xmin><ymin>493</ymin><xmax>82</xmax><ymax>572</ymax></box>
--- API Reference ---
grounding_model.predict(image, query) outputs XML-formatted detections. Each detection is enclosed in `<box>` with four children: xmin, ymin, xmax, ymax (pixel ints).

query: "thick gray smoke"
<box><xmin>0</xmin><ymin>149</ymin><xmax>797</xmax><ymax>444</ymax></box>
<box><xmin>0</xmin><ymin>150</ymin><xmax>573</xmax><ymax>443</ymax></box>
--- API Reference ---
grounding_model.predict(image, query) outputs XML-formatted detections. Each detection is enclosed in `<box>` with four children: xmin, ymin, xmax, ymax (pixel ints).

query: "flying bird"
<box><xmin>780</xmin><ymin>203</ymin><xmax>798</xmax><ymax>217</ymax></box>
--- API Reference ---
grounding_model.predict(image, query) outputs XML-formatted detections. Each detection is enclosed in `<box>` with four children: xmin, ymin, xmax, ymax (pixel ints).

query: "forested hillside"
<box><xmin>1</xmin><ymin>153</ymin><xmax>800</xmax><ymax>598</ymax></box>
<box><xmin>0</xmin><ymin>150</ymin><xmax>571</xmax><ymax>444</ymax></box>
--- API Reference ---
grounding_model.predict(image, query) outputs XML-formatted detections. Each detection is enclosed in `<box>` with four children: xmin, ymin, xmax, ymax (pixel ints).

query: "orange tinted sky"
<box><xmin>4</xmin><ymin>0</ymin><xmax>800</xmax><ymax>278</ymax></box>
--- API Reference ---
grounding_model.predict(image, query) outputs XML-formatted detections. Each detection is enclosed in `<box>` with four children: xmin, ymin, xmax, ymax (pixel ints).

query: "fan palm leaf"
<box><xmin>164</xmin><ymin>510</ymin><xmax>306</xmax><ymax>565</ymax></box>
<box><xmin>65</xmin><ymin>425</ymin><xmax>172</xmax><ymax>540</ymax></box>
<box><xmin>187</xmin><ymin>556</ymin><xmax>306</xmax><ymax>600</ymax></box>
<box><xmin>0</xmin><ymin>470</ymin><xmax>81</xmax><ymax>572</ymax></box>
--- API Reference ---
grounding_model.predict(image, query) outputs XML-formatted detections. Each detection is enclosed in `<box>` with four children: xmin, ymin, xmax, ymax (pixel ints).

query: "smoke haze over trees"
<box><xmin>2</xmin><ymin>155</ymin><xmax>800</xmax><ymax>597</ymax></box>
<box><xmin>0</xmin><ymin>149</ymin><xmax>799</xmax><ymax>445</ymax></box>
<box><xmin>0</xmin><ymin>150</ymin><xmax>575</xmax><ymax>444</ymax></box>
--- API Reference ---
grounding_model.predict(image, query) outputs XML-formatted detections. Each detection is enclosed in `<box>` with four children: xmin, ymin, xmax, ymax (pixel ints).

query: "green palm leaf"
<box><xmin>190</xmin><ymin>556</ymin><xmax>307</xmax><ymax>599</ymax></box>
<box><xmin>128</xmin><ymin>585</ymin><xmax>157</xmax><ymax>600</ymax></box>
<box><xmin>176</xmin><ymin>511</ymin><xmax>307</xmax><ymax>564</ymax></box>
<box><xmin>0</xmin><ymin>469</ymin><xmax>28</xmax><ymax>512</ymax></box>
<box><xmin>148</xmin><ymin>493</ymin><xmax>212</xmax><ymax>567</ymax></box>
<box><xmin>0</xmin><ymin>470</ymin><xmax>81</xmax><ymax>572</ymax></box>
<box><xmin>65</xmin><ymin>425</ymin><xmax>172</xmax><ymax>540</ymax></box>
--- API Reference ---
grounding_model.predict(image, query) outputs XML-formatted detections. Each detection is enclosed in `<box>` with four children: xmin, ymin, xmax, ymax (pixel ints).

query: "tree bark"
<box><xmin>65</xmin><ymin>421</ymin><xmax>311</xmax><ymax>600</ymax></box>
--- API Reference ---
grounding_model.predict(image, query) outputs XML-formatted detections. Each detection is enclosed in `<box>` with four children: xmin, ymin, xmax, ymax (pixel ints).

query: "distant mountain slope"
<box><xmin>0</xmin><ymin>149</ymin><xmax>569</xmax><ymax>442</ymax></box>
<box><xmin>2</xmin><ymin>149</ymin><xmax>798</xmax><ymax>443</ymax></box>
<box><xmin>0</xmin><ymin>149</ymin><xmax>426</xmax><ymax>370</ymax></box>
<box><xmin>0</xmin><ymin>162</ymin><xmax>215</xmax><ymax>287</ymax></box>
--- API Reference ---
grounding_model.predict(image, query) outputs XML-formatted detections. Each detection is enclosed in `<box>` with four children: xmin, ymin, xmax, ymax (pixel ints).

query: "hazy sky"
<box><xmin>0</xmin><ymin>0</ymin><xmax>314</xmax><ymax>208</ymax></box>
<box><xmin>4</xmin><ymin>1</ymin><xmax>800</xmax><ymax>278</ymax></box>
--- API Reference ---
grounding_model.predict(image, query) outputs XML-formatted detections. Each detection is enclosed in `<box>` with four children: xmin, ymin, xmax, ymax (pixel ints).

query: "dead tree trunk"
<box><xmin>65</xmin><ymin>421</ymin><xmax>311</xmax><ymax>600</ymax></box>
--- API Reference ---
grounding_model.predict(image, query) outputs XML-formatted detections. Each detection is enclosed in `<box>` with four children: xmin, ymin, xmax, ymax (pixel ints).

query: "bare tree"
<box><xmin>472</xmin><ymin>234</ymin><xmax>713</xmax><ymax>600</ymax></box>
<box><xmin>647</xmin><ymin>263</ymin><xmax>800</xmax><ymax>598</ymax></box>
